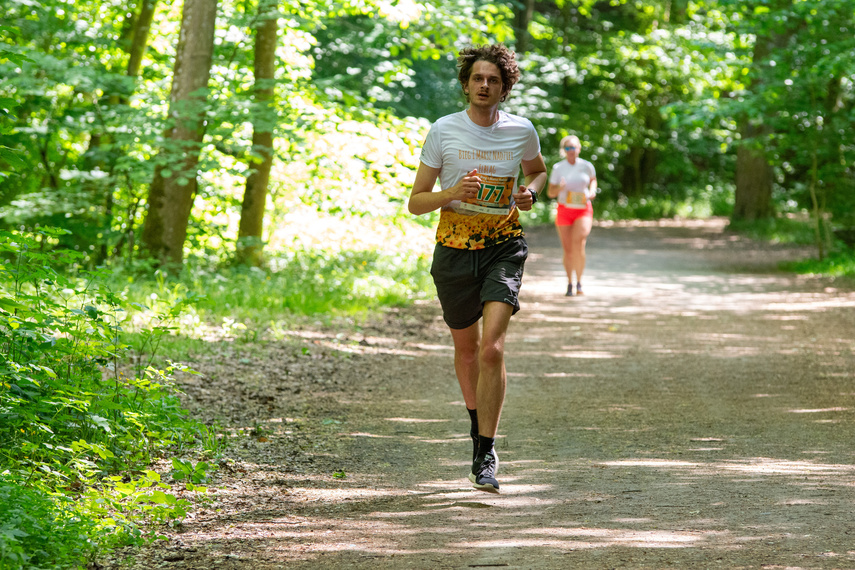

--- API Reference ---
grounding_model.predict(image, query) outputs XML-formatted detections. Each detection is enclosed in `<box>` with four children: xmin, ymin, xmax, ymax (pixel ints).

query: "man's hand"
<box><xmin>450</xmin><ymin>169</ymin><xmax>481</xmax><ymax>202</ymax></box>
<box><xmin>514</xmin><ymin>185</ymin><xmax>536</xmax><ymax>211</ymax></box>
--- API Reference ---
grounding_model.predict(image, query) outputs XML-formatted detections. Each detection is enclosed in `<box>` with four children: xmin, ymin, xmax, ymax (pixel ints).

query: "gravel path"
<box><xmin>102</xmin><ymin>219</ymin><xmax>855</xmax><ymax>570</ymax></box>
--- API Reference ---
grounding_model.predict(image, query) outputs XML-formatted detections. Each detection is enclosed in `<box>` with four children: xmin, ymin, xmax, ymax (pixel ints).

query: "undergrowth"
<box><xmin>0</xmin><ymin>228</ymin><xmax>220</xmax><ymax>569</ymax></box>
<box><xmin>0</xmin><ymin>226</ymin><xmax>435</xmax><ymax>568</ymax></box>
<box><xmin>104</xmin><ymin>246</ymin><xmax>435</xmax><ymax>352</ymax></box>
<box><xmin>781</xmin><ymin>247</ymin><xmax>855</xmax><ymax>279</ymax></box>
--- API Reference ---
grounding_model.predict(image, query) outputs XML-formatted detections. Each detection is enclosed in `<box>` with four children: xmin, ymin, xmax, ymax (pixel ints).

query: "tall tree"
<box><xmin>140</xmin><ymin>0</ymin><xmax>218</xmax><ymax>267</ymax></box>
<box><xmin>666</xmin><ymin>0</ymin><xmax>688</xmax><ymax>25</ymax></box>
<box><xmin>125</xmin><ymin>0</ymin><xmax>159</xmax><ymax>80</ymax></box>
<box><xmin>86</xmin><ymin>0</ymin><xmax>161</xmax><ymax>264</ymax></box>
<box><xmin>513</xmin><ymin>0</ymin><xmax>535</xmax><ymax>53</ymax></box>
<box><xmin>236</xmin><ymin>0</ymin><xmax>279</xmax><ymax>266</ymax></box>
<box><xmin>731</xmin><ymin>0</ymin><xmax>803</xmax><ymax>222</ymax></box>
<box><xmin>733</xmin><ymin>34</ymin><xmax>775</xmax><ymax>221</ymax></box>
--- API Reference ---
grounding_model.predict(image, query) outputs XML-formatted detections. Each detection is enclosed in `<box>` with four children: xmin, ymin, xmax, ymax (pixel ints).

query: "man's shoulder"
<box><xmin>498</xmin><ymin>110</ymin><xmax>535</xmax><ymax>129</ymax></box>
<box><xmin>432</xmin><ymin>110</ymin><xmax>467</xmax><ymax>127</ymax></box>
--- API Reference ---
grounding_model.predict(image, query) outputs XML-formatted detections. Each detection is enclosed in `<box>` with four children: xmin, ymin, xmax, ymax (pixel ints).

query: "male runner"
<box><xmin>408</xmin><ymin>44</ymin><xmax>547</xmax><ymax>493</ymax></box>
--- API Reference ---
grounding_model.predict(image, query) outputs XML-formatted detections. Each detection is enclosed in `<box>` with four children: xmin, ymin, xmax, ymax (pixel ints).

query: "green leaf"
<box><xmin>89</xmin><ymin>414</ymin><xmax>113</xmax><ymax>434</ymax></box>
<box><xmin>0</xmin><ymin>293</ymin><xmax>26</xmax><ymax>307</ymax></box>
<box><xmin>146</xmin><ymin>490</ymin><xmax>177</xmax><ymax>505</ymax></box>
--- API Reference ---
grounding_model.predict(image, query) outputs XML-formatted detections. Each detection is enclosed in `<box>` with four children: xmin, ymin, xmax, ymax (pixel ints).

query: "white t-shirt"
<box><xmin>549</xmin><ymin>158</ymin><xmax>596</xmax><ymax>209</ymax></box>
<box><xmin>419</xmin><ymin>110</ymin><xmax>541</xmax><ymax>249</ymax></box>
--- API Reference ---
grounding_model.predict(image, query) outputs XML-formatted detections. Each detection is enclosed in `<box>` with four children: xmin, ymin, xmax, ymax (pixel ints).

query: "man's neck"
<box><xmin>466</xmin><ymin>105</ymin><xmax>500</xmax><ymax>127</ymax></box>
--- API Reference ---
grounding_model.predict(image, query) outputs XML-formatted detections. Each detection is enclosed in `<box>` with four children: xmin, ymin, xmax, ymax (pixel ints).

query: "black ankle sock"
<box><xmin>468</xmin><ymin>408</ymin><xmax>479</xmax><ymax>461</ymax></box>
<box><xmin>467</xmin><ymin>408</ymin><xmax>478</xmax><ymax>436</ymax></box>
<box><xmin>477</xmin><ymin>435</ymin><xmax>495</xmax><ymax>457</ymax></box>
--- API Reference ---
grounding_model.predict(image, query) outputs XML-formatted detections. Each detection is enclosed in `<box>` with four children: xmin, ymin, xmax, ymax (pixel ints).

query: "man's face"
<box><xmin>465</xmin><ymin>60</ymin><xmax>504</xmax><ymax>108</ymax></box>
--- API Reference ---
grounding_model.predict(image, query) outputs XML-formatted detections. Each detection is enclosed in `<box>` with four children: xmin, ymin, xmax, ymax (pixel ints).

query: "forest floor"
<box><xmin>97</xmin><ymin>218</ymin><xmax>855</xmax><ymax>570</ymax></box>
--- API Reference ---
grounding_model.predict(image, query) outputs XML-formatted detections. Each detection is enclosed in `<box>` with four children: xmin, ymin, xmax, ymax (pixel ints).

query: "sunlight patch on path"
<box><xmin>452</xmin><ymin>526</ymin><xmax>722</xmax><ymax>549</ymax></box>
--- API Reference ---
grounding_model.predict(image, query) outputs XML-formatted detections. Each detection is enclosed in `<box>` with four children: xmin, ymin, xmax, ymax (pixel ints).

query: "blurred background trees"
<box><xmin>1</xmin><ymin>0</ymin><xmax>853</xmax><ymax>267</ymax></box>
<box><xmin>1</xmin><ymin>3</ymin><xmax>853</xmax><ymax>563</ymax></box>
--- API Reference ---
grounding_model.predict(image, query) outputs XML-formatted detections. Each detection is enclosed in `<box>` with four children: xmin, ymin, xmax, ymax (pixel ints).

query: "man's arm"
<box><xmin>513</xmin><ymin>154</ymin><xmax>548</xmax><ymax>211</ymax></box>
<box><xmin>408</xmin><ymin>163</ymin><xmax>481</xmax><ymax>216</ymax></box>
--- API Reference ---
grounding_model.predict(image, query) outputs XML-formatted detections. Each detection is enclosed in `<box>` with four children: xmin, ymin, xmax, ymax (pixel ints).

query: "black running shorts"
<box><xmin>430</xmin><ymin>236</ymin><xmax>528</xmax><ymax>330</ymax></box>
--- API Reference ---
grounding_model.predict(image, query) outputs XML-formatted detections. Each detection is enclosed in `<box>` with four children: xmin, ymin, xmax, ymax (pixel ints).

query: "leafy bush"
<box><xmin>781</xmin><ymin>247</ymin><xmax>855</xmax><ymax>278</ymax></box>
<box><xmin>0</xmin><ymin>484</ymin><xmax>97</xmax><ymax>570</ymax></box>
<box><xmin>594</xmin><ymin>184</ymin><xmax>734</xmax><ymax>222</ymax></box>
<box><xmin>0</xmin><ymin>227</ymin><xmax>209</xmax><ymax>567</ymax></box>
<box><xmin>0</xmin><ymin>229</ymin><xmax>197</xmax><ymax>481</ymax></box>
<box><xmin>727</xmin><ymin>215</ymin><xmax>818</xmax><ymax>246</ymax></box>
<box><xmin>106</xmin><ymin>247</ymin><xmax>435</xmax><ymax>330</ymax></box>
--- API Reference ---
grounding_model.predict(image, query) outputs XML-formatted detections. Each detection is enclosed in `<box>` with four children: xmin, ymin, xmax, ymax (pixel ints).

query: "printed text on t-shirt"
<box><xmin>458</xmin><ymin>149</ymin><xmax>515</xmax><ymax>161</ymax></box>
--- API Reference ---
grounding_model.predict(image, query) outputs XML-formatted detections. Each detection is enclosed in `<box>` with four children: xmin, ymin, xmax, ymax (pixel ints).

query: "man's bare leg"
<box><xmin>475</xmin><ymin>301</ymin><xmax>513</xmax><ymax>437</ymax></box>
<box><xmin>450</xmin><ymin>322</ymin><xmax>480</xmax><ymax>462</ymax></box>
<box><xmin>449</xmin><ymin>323</ymin><xmax>480</xmax><ymax>410</ymax></box>
<box><xmin>469</xmin><ymin>301</ymin><xmax>514</xmax><ymax>493</ymax></box>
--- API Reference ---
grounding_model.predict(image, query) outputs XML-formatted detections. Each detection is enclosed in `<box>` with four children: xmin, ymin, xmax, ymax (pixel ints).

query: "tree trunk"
<box><xmin>513</xmin><ymin>0</ymin><xmax>535</xmax><ymax>53</ymax></box>
<box><xmin>141</xmin><ymin>0</ymin><xmax>218</xmax><ymax>268</ymax></box>
<box><xmin>734</xmin><ymin>130</ymin><xmax>774</xmax><ymax>221</ymax></box>
<box><xmin>236</xmin><ymin>0</ymin><xmax>279</xmax><ymax>267</ymax></box>
<box><xmin>733</xmin><ymin>35</ymin><xmax>775</xmax><ymax>221</ymax></box>
<box><xmin>620</xmin><ymin>100</ymin><xmax>662</xmax><ymax>196</ymax></box>
<box><xmin>666</xmin><ymin>0</ymin><xmax>688</xmax><ymax>25</ymax></box>
<box><xmin>87</xmin><ymin>0</ymin><xmax>159</xmax><ymax>265</ymax></box>
<box><xmin>620</xmin><ymin>146</ymin><xmax>644</xmax><ymax>196</ymax></box>
<box><xmin>732</xmin><ymin>0</ymin><xmax>798</xmax><ymax>222</ymax></box>
<box><xmin>127</xmin><ymin>0</ymin><xmax>158</xmax><ymax>79</ymax></box>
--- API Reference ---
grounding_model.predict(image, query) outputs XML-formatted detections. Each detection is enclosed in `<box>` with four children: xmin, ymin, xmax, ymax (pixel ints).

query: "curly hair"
<box><xmin>457</xmin><ymin>44</ymin><xmax>520</xmax><ymax>103</ymax></box>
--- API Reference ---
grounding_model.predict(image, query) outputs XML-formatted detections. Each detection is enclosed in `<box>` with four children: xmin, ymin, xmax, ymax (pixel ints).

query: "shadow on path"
<box><xmin>113</xmin><ymin>220</ymin><xmax>855</xmax><ymax>570</ymax></box>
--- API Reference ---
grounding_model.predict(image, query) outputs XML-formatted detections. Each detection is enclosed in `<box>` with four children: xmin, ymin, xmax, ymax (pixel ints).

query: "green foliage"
<box><xmin>0</xmin><ymin>484</ymin><xmax>98</xmax><ymax>570</ymax></box>
<box><xmin>0</xmin><ymin>230</ymin><xmax>195</xmax><ymax>479</ymax></box>
<box><xmin>310</xmin><ymin>2</ymin><xmax>514</xmax><ymax>120</ymax></box>
<box><xmin>717</xmin><ymin>0</ymin><xmax>855</xmax><ymax>223</ymax></box>
<box><xmin>0</xmin><ymin>227</ymin><xmax>209</xmax><ymax>566</ymax></box>
<box><xmin>782</xmin><ymin>247</ymin><xmax>855</xmax><ymax>278</ymax></box>
<box><xmin>595</xmin><ymin>183</ymin><xmax>734</xmax><ymax>221</ymax></box>
<box><xmin>106</xmin><ymin>248</ymin><xmax>435</xmax><ymax>339</ymax></box>
<box><xmin>727</xmin><ymin>215</ymin><xmax>819</xmax><ymax>246</ymax></box>
<box><xmin>513</xmin><ymin>1</ymin><xmax>744</xmax><ymax>206</ymax></box>
<box><xmin>170</xmin><ymin>458</ymin><xmax>213</xmax><ymax>487</ymax></box>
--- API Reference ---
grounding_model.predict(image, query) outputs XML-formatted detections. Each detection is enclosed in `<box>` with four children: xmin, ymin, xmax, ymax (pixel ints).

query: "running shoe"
<box><xmin>469</xmin><ymin>448</ymin><xmax>499</xmax><ymax>493</ymax></box>
<box><xmin>575</xmin><ymin>281</ymin><xmax>584</xmax><ymax>296</ymax></box>
<box><xmin>565</xmin><ymin>283</ymin><xmax>574</xmax><ymax>296</ymax></box>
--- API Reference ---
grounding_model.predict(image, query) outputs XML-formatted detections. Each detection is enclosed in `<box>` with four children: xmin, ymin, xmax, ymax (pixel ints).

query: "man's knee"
<box><xmin>454</xmin><ymin>336</ymin><xmax>480</xmax><ymax>363</ymax></box>
<box><xmin>479</xmin><ymin>342</ymin><xmax>505</xmax><ymax>368</ymax></box>
<box><xmin>457</xmin><ymin>345</ymin><xmax>479</xmax><ymax>367</ymax></box>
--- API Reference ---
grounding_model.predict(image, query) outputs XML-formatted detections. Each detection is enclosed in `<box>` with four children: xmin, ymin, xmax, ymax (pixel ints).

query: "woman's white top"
<box><xmin>549</xmin><ymin>158</ymin><xmax>596</xmax><ymax>209</ymax></box>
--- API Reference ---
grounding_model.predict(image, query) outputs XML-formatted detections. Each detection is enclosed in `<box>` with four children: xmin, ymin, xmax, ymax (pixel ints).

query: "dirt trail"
<box><xmin>102</xmin><ymin>219</ymin><xmax>855</xmax><ymax>570</ymax></box>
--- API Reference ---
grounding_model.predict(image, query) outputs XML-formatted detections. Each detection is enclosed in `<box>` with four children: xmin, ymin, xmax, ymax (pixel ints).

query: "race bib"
<box><xmin>456</xmin><ymin>174</ymin><xmax>515</xmax><ymax>216</ymax></box>
<box><xmin>565</xmin><ymin>191</ymin><xmax>587</xmax><ymax>209</ymax></box>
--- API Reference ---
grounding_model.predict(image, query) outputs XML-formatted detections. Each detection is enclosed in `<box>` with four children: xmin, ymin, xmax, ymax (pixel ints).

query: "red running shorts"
<box><xmin>555</xmin><ymin>202</ymin><xmax>593</xmax><ymax>226</ymax></box>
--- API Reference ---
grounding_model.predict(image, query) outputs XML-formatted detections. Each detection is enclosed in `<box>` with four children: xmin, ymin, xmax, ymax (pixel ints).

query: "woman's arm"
<box><xmin>587</xmin><ymin>177</ymin><xmax>598</xmax><ymax>199</ymax></box>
